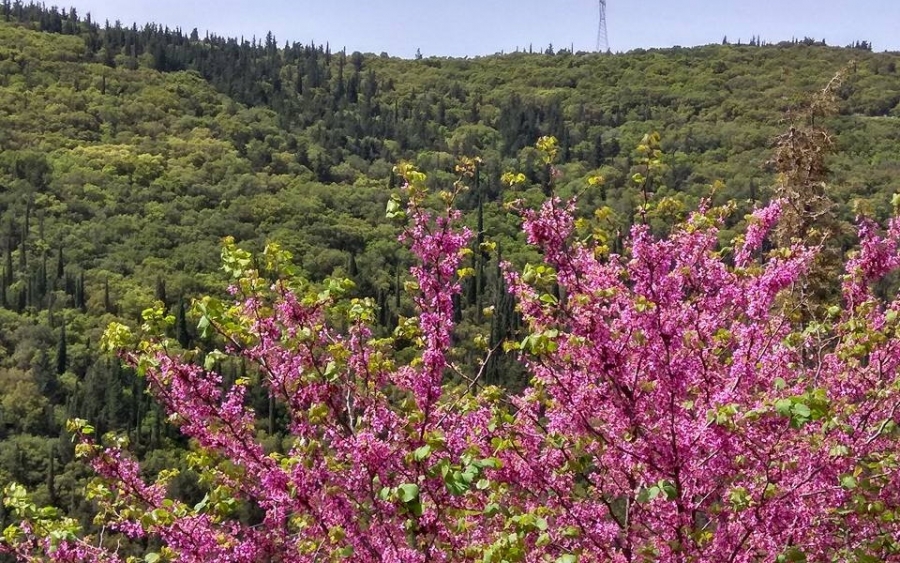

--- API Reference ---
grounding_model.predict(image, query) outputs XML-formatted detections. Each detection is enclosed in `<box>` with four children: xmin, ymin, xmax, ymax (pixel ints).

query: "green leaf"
<box><xmin>776</xmin><ymin>546</ymin><xmax>807</xmax><ymax>562</ymax></box>
<box><xmin>323</xmin><ymin>361</ymin><xmax>339</xmax><ymax>382</ymax></box>
<box><xmin>829</xmin><ymin>445</ymin><xmax>849</xmax><ymax>457</ymax></box>
<box><xmin>539</xmin><ymin>292</ymin><xmax>558</xmax><ymax>305</ymax></box>
<box><xmin>461</xmin><ymin>465</ymin><xmax>478</xmax><ymax>484</ymax></box>
<box><xmin>474</xmin><ymin>457</ymin><xmax>501</xmax><ymax>469</ymax></box>
<box><xmin>775</xmin><ymin>398</ymin><xmax>793</xmax><ymax>416</ymax></box>
<box><xmin>193</xmin><ymin>494</ymin><xmax>209</xmax><ymax>512</ymax></box>
<box><xmin>840</xmin><ymin>474</ymin><xmax>858</xmax><ymax>490</ymax></box>
<box><xmin>196</xmin><ymin>315</ymin><xmax>211</xmax><ymax>338</ymax></box>
<box><xmin>659</xmin><ymin>480</ymin><xmax>677</xmax><ymax>501</ymax></box>
<box><xmin>203</xmin><ymin>349</ymin><xmax>226</xmax><ymax>371</ymax></box>
<box><xmin>39</xmin><ymin>506</ymin><xmax>59</xmax><ymax>518</ymax></box>
<box><xmin>638</xmin><ymin>485</ymin><xmax>659</xmax><ymax>503</ymax></box>
<box><xmin>792</xmin><ymin>403</ymin><xmax>811</xmax><ymax>418</ymax></box>
<box><xmin>413</xmin><ymin>445</ymin><xmax>432</xmax><ymax>462</ymax></box>
<box><xmin>398</xmin><ymin>483</ymin><xmax>419</xmax><ymax>503</ymax></box>
<box><xmin>446</xmin><ymin>472</ymin><xmax>469</xmax><ymax>496</ymax></box>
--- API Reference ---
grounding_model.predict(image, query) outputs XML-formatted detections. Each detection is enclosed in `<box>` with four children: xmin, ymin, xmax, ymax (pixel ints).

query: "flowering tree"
<box><xmin>3</xmin><ymin>144</ymin><xmax>900</xmax><ymax>562</ymax></box>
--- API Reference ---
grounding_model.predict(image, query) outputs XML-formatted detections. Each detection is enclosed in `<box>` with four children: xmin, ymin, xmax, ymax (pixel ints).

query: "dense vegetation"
<box><xmin>1</xmin><ymin>3</ymin><xmax>900</xmax><ymax>556</ymax></box>
<box><xmin>5</xmin><ymin>127</ymin><xmax>900</xmax><ymax>562</ymax></box>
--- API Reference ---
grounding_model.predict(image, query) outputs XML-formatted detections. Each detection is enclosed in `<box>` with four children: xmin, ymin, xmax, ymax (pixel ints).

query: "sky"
<box><xmin>65</xmin><ymin>0</ymin><xmax>900</xmax><ymax>58</ymax></box>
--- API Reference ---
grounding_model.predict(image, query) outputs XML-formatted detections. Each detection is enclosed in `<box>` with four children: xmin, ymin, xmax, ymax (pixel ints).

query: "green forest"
<box><xmin>1</xmin><ymin>1</ymin><xmax>900</xmax><ymax>549</ymax></box>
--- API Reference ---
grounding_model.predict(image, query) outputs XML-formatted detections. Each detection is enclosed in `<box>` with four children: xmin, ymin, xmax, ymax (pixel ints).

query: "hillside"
<box><xmin>1</xmin><ymin>5</ymin><xmax>900</xmax><ymax>537</ymax></box>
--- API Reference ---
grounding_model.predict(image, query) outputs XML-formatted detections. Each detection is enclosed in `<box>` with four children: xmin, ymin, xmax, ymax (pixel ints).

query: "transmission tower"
<box><xmin>596</xmin><ymin>0</ymin><xmax>609</xmax><ymax>52</ymax></box>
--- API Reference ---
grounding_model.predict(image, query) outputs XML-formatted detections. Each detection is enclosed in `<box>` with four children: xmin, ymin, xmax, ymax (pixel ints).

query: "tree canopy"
<box><xmin>0</xmin><ymin>4</ymin><xmax>899</xmax><ymax>561</ymax></box>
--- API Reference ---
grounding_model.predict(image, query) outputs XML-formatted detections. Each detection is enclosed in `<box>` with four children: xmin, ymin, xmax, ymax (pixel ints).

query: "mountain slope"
<box><xmin>1</xmin><ymin>10</ymin><xmax>900</xmax><ymax>532</ymax></box>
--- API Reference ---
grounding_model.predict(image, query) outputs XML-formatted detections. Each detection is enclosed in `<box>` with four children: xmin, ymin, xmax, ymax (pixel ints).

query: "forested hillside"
<box><xmin>1</xmin><ymin>2</ymin><xmax>900</xmax><ymax>542</ymax></box>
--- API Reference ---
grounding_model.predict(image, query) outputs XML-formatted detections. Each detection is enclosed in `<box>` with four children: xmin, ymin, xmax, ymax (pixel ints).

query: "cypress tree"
<box><xmin>176</xmin><ymin>297</ymin><xmax>190</xmax><ymax>348</ymax></box>
<box><xmin>131</xmin><ymin>375</ymin><xmax>141</xmax><ymax>447</ymax></box>
<box><xmin>334</xmin><ymin>51</ymin><xmax>345</xmax><ymax>104</ymax></box>
<box><xmin>103</xmin><ymin>277</ymin><xmax>111</xmax><ymax>313</ymax></box>
<box><xmin>4</xmin><ymin>242</ymin><xmax>12</xmax><ymax>286</ymax></box>
<box><xmin>155</xmin><ymin>276</ymin><xmax>167</xmax><ymax>308</ymax></box>
<box><xmin>153</xmin><ymin>403</ymin><xmax>162</xmax><ymax>447</ymax></box>
<box><xmin>38</xmin><ymin>254</ymin><xmax>47</xmax><ymax>304</ymax></box>
<box><xmin>47</xmin><ymin>294</ymin><xmax>55</xmax><ymax>327</ymax></box>
<box><xmin>475</xmin><ymin>190</ymin><xmax>485</xmax><ymax>322</ymax></box>
<box><xmin>394</xmin><ymin>264</ymin><xmax>401</xmax><ymax>311</ymax></box>
<box><xmin>466</xmin><ymin>264</ymin><xmax>477</xmax><ymax>307</ymax></box>
<box><xmin>347</xmin><ymin>253</ymin><xmax>358</xmax><ymax>278</ymax></box>
<box><xmin>75</xmin><ymin>271</ymin><xmax>85</xmax><ymax>311</ymax></box>
<box><xmin>56</xmin><ymin>322</ymin><xmax>67</xmax><ymax>375</ymax></box>
<box><xmin>33</xmin><ymin>349</ymin><xmax>58</xmax><ymax>403</ymax></box>
<box><xmin>47</xmin><ymin>446</ymin><xmax>57</xmax><ymax>505</ymax></box>
<box><xmin>0</xmin><ymin>247</ymin><xmax>7</xmax><ymax>308</ymax></box>
<box><xmin>26</xmin><ymin>275</ymin><xmax>34</xmax><ymax>309</ymax></box>
<box><xmin>19</xmin><ymin>224</ymin><xmax>26</xmax><ymax>270</ymax></box>
<box><xmin>376</xmin><ymin>288</ymin><xmax>388</xmax><ymax>327</ymax></box>
<box><xmin>56</xmin><ymin>246</ymin><xmax>64</xmax><ymax>279</ymax></box>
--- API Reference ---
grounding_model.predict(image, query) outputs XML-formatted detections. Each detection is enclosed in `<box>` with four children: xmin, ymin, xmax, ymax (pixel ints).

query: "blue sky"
<box><xmin>67</xmin><ymin>0</ymin><xmax>900</xmax><ymax>58</ymax></box>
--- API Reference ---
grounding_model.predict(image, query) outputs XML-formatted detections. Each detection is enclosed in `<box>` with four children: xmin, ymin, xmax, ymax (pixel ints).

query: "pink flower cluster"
<box><xmin>6</xmin><ymin>191</ymin><xmax>900</xmax><ymax>562</ymax></box>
